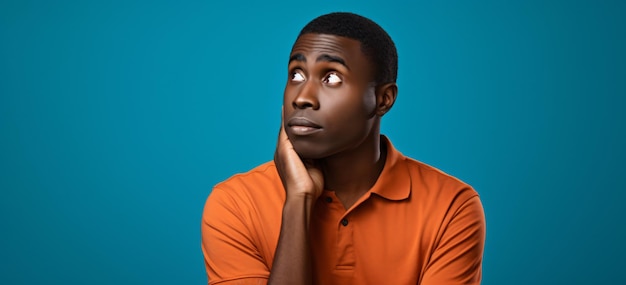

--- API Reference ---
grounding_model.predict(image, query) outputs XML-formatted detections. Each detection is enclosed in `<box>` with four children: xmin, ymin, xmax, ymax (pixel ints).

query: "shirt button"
<box><xmin>341</xmin><ymin>218</ymin><xmax>349</xmax><ymax>226</ymax></box>
<box><xmin>325</xmin><ymin>197</ymin><xmax>332</xmax><ymax>203</ymax></box>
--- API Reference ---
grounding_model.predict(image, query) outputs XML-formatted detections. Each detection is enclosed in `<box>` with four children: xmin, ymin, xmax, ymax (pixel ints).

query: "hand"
<box><xmin>274</xmin><ymin>110</ymin><xmax>324</xmax><ymax>200</ymax></box>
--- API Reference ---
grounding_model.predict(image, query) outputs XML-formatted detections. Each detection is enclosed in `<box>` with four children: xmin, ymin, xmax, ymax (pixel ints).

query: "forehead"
<box><xmin>290</xmin><ymin>34</ymin><xmax>371</xmax><ymax>68</ymax></box>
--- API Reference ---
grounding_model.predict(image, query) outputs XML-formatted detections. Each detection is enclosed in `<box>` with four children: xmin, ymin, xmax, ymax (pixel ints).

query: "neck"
<box><xmin>321</xmin><ymin>130</ymin><xmax>387</xmax><ymax>209</ymax></box>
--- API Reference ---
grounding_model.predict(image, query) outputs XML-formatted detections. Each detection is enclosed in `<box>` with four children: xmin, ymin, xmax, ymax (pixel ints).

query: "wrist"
<box><xmin>285</xmin><ymin>192</ymin><xmax>317</xmax><ymax>205</ymax></box>
<box><xmin>282</xmin><ymin>193</ymin><xmax>316</xmax><ymax>228</ymax></box>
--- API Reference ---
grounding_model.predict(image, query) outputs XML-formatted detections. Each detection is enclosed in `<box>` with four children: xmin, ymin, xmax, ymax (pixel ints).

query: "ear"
<box><xmin>375</xmin><ymin>83</ymin><xmax>397</xmax><ymax>116</ymax></box>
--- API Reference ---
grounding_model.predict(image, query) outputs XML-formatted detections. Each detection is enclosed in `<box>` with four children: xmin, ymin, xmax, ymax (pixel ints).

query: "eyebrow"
<box><xmin>288</xmin><ymin>53</ymin><xmax>350</xmax><ymax>70</ymax></box>
<box><xmin>289</xmin><ymin>53</ymin><xmax>306</xmax><ymax>64</ymax></box>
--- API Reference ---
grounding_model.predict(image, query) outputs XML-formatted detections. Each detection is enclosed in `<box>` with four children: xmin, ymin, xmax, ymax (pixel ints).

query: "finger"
<box><xmin>277</xmin><ymin>106</ymin><xmax>291</xmax><ymax>146</ymax></box>
<box><xmin>275</xmin><ymin>106</ymin><xmax>299</xmax><ymax>173</ymax></box>
<box><xmin>277</xmin><ymin>106</ymin><xmax>284</xmax><ymax>139</ymax></box>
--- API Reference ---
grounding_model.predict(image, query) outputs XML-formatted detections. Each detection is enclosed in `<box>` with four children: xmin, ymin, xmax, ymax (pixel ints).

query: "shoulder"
<box><xmin>206</xmin><ymin>161</ymin><xmax>284</xmax><ymax>216</ymax></box>
<box><xmin>404</xmin><ymin>157</ymin><xmax>473</xmax><ymax>189</ymax></box>
<box><xmin>400</xmin><ymin>157</ymin><xmax>485</xmax><ymax>243</ymax></box>
<box><xmin>402</xmin><ymin>156</ymin><xmax>479</xmax><ymax>209</ymax></box>
<box><xmin>214</xmin><ymin>161</ymin><xmax>280</xmax><ymax>193</ymax></box>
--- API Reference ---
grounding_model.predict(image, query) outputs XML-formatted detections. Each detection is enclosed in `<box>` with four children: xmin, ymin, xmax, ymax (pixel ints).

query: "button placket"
<box><xmin>335</xmin><ymin>214</ymin><xmax>355</xmax><ymax>269</ymax></box>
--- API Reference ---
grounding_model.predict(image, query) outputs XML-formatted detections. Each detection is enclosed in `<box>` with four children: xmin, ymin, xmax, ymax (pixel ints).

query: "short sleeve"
<box><xmin>201</xmin><ymin>187</ymin><xmax>270</xmax><ymax>285</ymax></box>
<box><xmin>420</xmin><ymin>195</ymin><xmax>486</xmax><ymax>285</ymax></box>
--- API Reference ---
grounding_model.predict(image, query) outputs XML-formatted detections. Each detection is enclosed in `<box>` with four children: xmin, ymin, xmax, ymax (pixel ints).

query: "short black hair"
<box><xmin>297</xmin><ymin>12</ymin><xmax>398</xmax><ymax>85</ymax></box>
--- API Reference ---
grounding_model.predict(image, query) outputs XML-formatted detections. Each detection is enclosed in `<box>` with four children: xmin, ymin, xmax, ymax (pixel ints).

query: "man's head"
<box><xmin>298</xmin><ymin>12</ymin><xmax>398</xmax><ymax>85</ymax></box>
<box><xmin>283</xmin><ymin>12</ymin><xmax>398</xmax><ymax>159</ymax></box>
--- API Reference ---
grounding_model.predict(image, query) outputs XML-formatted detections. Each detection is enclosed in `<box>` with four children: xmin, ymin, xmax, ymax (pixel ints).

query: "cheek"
<box><xmin>283</xmin><ymin>86</ymin><xmax>301</xmax><ymax>114</ymax></box>
<box><xmin>324</xmin><ymin>90</ymin><xmax>376</xmax><ymax>127</ymax></box>
<box><xmin>283</xmin><ymin>85</ymin><xmax>293</xmax><ymax>105</ymax></box>
<box><xmin>341</xmin><ymin>87</ymin><xmax>377</xmax><ymax>119</ymax></box>
<box><xmin>361</xmin><ymin>89</ymin><xmax>377</xmax><ymax>117</ymax></box>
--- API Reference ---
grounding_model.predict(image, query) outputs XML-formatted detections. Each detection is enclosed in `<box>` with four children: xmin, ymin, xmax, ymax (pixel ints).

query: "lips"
<box><xmin>287</xmin><ymin>117</ymin><xmax>323</xmax><ymax>136</ymax></box>
<box><xmin>287</xmin><ymin>117</ymin><xmax>322</xmax><ymax>128</ymax></box>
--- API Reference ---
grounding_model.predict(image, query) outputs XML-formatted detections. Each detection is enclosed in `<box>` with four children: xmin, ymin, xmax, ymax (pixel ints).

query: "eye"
<box><xmin>290</xmin><ymin>70</ymin><xmax>305</xmax><ymax>82</ymax></box>
<box><xmin>323</xmin><ymin>72</ymin><xmax>342</xmax><ymax>85</ymax></box>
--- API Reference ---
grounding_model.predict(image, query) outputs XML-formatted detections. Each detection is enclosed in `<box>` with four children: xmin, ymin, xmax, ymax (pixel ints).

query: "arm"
<box><xmin>421</xmin><ymin>195</ymin><xmax>486</xmax><ymax>285</ymax></box>
<box><xmin>202</xmin><ymin>187</ymin><xmax>271</xmax><ymax>285</ymax></box>
<box><xmin>202</xmin><ymin>115</ymin><xmax>322</xmax><ymax>285</ymax></box>
<box><xmin>268</xmin><ymin>116</ymin><xmax>324</xmax><ymax>285</ymax></box>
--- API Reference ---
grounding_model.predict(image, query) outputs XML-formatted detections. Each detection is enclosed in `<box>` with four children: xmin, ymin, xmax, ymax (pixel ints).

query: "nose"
<box><xmin>292</xmin><ymin>80</ymin><xmax>320</xmax><ymax>110</ymax></box>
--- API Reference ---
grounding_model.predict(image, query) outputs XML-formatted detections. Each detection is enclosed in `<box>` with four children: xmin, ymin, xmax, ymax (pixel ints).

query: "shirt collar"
<box><xmin>368</xmin><ymin>136</ymin><xmax>411</xmax><ymax>201</ymax></box>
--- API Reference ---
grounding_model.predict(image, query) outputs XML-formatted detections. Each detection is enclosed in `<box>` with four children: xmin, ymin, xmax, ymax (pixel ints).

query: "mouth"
<box><xmin>287</xmin><ymin>117</ymin><xmax>323</xmax><ymax>135</ymax></box>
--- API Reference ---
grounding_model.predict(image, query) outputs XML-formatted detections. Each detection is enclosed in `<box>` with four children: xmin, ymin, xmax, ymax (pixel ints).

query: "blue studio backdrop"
<box><xmin>1</xmin><ymin>0</ymin><xmax>625</xmax><ymax>284</ymax></box>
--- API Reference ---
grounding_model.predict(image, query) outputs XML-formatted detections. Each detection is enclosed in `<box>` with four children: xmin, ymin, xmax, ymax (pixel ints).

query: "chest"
<box><xmin>308</xmin><ymin>193</ymin><xmax>439</xmax><ymax>284</ymax></box>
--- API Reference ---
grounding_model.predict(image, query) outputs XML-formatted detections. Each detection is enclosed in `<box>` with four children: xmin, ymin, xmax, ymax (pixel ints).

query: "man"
<box><xmin>202</xmin><ymin>12</ymin><xmax>485</xmax><ymax>285</ymax></box>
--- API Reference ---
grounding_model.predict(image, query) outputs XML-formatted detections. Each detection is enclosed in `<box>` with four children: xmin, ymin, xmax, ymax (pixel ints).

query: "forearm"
<box><xmin>268</xmin><ymin>195</ymin><xmax>315</xmax><ymax>285</ymax></box>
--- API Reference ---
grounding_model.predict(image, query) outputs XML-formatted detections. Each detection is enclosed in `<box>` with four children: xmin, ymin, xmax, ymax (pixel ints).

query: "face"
<box><xmin>283</xmin><ymin>33</ymin><xmax>379</xmax><ymax>159</ymax></box>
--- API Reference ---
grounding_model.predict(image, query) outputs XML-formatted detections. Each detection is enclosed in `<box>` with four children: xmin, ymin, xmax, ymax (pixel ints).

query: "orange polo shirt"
<box><xmin>202</xmin><ymin>137</ymin><xmax>485</xmax><ymax>285</ymax></box>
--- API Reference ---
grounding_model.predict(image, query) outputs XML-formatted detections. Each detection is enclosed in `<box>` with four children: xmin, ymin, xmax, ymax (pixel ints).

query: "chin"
<box><xmin>290</xmin><ymin>139</ymin><xmax>331</xmax><ymax>160</ymax></box>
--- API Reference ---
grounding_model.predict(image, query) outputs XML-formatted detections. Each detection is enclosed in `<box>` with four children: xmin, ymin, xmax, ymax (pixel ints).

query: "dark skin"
<box><xmin>270</xmin><ymin>33</ymin><xmax>397</xmax><ymax>285</ymax></box>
